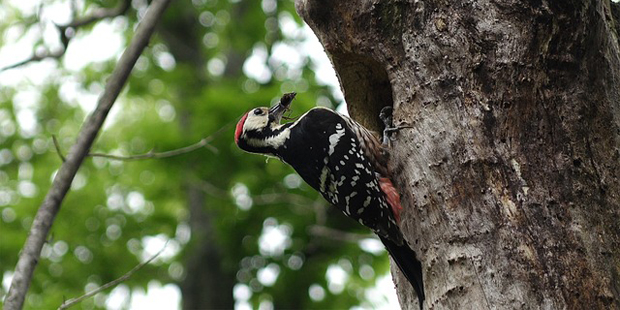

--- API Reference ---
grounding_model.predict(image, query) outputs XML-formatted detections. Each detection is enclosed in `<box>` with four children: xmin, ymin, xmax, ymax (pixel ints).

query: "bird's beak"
<box><xmin>269</xmin><ymin>92</ymin><xmax>296</xmax><ymax>124</ymax></box>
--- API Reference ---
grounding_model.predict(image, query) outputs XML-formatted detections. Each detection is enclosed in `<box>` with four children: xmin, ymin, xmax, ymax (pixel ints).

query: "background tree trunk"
<box><xmin>297</xmin><ymin>0</ymin><xmax>620</xmax><ymax>309</ymax></box>
<box><xmin>159</xmin><ymin>3</ymin><xmax>235</xmax><ymax>308</ymax></box>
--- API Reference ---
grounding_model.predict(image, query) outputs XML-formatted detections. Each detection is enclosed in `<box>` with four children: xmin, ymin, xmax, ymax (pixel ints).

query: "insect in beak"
<box><xmin>269</xmin><ymin>92</ymin><xmax>296</xmax><ymax>124</ymax></box>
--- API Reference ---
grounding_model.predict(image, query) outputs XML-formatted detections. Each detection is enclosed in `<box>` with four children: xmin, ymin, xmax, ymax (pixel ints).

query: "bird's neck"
<box><xmin>241</xmin><ymin>122</ymin><xmax>295</xmax><ymax>154</ymax></box>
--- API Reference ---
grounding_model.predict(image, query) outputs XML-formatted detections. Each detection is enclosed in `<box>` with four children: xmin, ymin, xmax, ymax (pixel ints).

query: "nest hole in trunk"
<box><xmin>332</xmin><ymin>52</ymin><xmax>394</xmax><ymax>133</ymax></box>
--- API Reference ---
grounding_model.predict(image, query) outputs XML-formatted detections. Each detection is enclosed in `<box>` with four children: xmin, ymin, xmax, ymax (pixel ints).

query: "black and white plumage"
<box><xmin>235</xmin><ymin>93</ymin><xmax>425</xmax><ymax>308</ymax></box>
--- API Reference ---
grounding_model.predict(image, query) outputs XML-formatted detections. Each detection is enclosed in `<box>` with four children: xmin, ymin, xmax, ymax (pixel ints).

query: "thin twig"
<box><xmin>86</xmin><ymin>122</ymin><xmax>233</xmax><ymax>161</ymax></box>
<box><xmin>0</xmin><ymin>0</ymin><xmax>131</xmax><ymax>72</ymax></box>
<box><xmin>54</xmin><ymin>137</ymin><xmax>217</xmax><ymax>162</ymax></box>
<box><xmin>58</xmin><ymin>0</ymin><xmax>131</xmax><ymax>30</ymax></box>
<box><xmin>57</xmin><ymin>243</ymin><xmax>167</xmax><ymax>310</ymax></box>
<box><xmin>53</xmin><ymin>123</ymin><xmax>233</xmax><ymax>162</ymax></box>
<box><xmin>52</xmin><ymin>135</ymin><xmax>66</xmax><ymax>162</ymax></box>
<box><xmin>4</xmin><ymin>1</ymin><xmax>172</xmax><ymax>309</ymax></box>
<box><xmin>0</xmin><ymin>50</ymin><xmax>66</xmax><ymax>72</ymax></box>
<box><xmin>89</xmin><ymin>137</ymin><xmax>218</xmax><ymax>161</ymax></box>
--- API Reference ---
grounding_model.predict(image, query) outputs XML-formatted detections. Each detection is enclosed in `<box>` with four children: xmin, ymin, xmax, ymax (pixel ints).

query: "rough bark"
<box><xmin>297</xmin><ymin>0</ymin><xmax>620</xmax><ymax>309</ymax></box>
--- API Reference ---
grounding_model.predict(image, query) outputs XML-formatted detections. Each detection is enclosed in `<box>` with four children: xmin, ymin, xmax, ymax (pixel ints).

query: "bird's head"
<box><xmin>234</xmin><ymin>92</ymin><xmax>296</xmax><ymax>153</ymax></box>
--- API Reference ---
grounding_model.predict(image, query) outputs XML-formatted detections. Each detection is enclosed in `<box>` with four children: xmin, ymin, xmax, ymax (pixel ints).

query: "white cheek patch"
<box><xmin>243</xmin><ymin>114</ymin><xmax>269</xmax><ymax>132</ymax></box>
<box><xmin>246</xmin><ymin>129</ymin><xmax>291</xmax><ymax>148</ymax></box>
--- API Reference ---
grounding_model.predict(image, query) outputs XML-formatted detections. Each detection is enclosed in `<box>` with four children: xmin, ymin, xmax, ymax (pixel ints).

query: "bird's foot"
<box><xmin>380</xmin><ymin>106</ymin><xmax>413</xmax><ymax>148</ymax></box>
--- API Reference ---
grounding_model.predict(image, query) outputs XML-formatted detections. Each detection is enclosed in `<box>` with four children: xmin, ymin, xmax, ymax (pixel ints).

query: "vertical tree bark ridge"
<box><xmin>4</xmin><ymin>0</ymin><xmax>172</xmax><ymax>309</ymax></box>
<box><xmin>612</xmin><ymin>1</ymin><xmax>620</xmax><ymax>47</ymax></box>
<box><xmin>297</xmin><ymin>0</ymin><xmax>620</xmax><ymax>309</ymax></box>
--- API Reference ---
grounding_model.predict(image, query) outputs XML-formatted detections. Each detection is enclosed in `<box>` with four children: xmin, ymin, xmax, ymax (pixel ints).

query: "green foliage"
<box><xmin>0</xmin><ymin>0</ymin><xmax>392</xmax><ymax>309</ymax></box>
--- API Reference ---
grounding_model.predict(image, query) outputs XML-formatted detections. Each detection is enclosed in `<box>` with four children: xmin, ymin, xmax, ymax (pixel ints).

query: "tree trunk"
<box><xmin>296</xmin><ymin>0</ymin><xmax>620</xmax><ymax>309</ymax></box>
<box><xmin>158</xmin><ymin>3</ymin><xmax>235</xmax><ymax>308</ymax></box>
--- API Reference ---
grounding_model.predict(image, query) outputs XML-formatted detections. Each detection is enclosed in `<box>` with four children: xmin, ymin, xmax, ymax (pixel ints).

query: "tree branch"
<box><xmin>53</xmin><ymin>121</ymin><xmax>232</xmax><ymax>163</ymax></box>
<box><xmin>0</xmin><ymin>49</ymin><xmax>66</xmax><ymax>72</ymax></box>
<box><xmin>52</xmin><ymin>135</ymin><xmax>66</xmax><ymax>163</ymax></box>
<box><xmin>88</xmin><ymin>137</ymin><xmax>218</xmax><ymax>161</ymax></box>
<box><xmin>0</xmin><ymin>0</ymin><xmax>132</xmax><ymax>72</ymax></box>
<box><xmin>58</xmin><ymin>0</ymin><xmax>131</xmax><ymax>30</ymax></box>
<box><xmin>57</xmin><ymin>243</ymin><xmax>167</xmax><ymax>310</ymax></box>
<box><xmin>3</xmin><ymin>0</ymin><xmax>172</xmax><ymax>309</ymax></box>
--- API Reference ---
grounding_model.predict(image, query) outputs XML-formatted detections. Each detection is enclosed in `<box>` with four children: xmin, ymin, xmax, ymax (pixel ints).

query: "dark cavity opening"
<box><xmin>330</xmin><ymin>52</ymin><xmax>394</xmax><ymax>133</ymax></box>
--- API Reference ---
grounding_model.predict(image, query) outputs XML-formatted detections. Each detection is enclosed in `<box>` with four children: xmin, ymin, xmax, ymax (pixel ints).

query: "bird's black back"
<box><xmin>276</xmin><ymin>108</ymin><xmax>401</xmax><ymax>242</ymax></box>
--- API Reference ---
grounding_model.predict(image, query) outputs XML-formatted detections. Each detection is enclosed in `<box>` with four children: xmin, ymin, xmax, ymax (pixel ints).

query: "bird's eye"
<box><xmin>253</xmin><ymin>108</ymin><xmax>263</xmax><ymax>115</ymax></box>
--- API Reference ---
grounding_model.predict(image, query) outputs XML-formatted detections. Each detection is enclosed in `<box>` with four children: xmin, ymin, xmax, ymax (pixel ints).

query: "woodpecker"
<box><xmin>234</xmin><ymin>93</ymin><xmax>425</xmax><ymax>308</ymax></box>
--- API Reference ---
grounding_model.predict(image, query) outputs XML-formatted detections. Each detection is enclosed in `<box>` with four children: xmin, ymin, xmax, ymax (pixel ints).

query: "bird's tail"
<box><xmin>380</xmin><ymin>236</ymin><xmax>425</xmax><ymax>309</ymax></box>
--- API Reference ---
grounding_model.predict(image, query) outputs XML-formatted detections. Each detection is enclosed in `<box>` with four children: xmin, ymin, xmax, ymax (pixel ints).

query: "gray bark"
<box><xmin>297</xmin><ymin>0</ymin><xmax>620</xmax><ymax>309</ymax></box>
